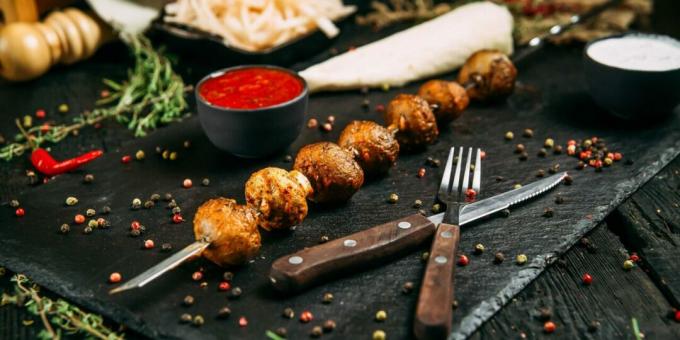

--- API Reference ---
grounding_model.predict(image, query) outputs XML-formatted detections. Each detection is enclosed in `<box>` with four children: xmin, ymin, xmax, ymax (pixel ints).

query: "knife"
<box><xmin>269</xmin><ymin>171</ymin><xmax>568</xmax><ymax>292</ymax></box>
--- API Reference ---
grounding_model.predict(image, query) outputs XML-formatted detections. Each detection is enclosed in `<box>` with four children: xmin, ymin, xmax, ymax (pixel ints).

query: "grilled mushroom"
<box><xmin>457</xmin><ymin>49</ymin><xmax>517</xmax><ymax>101</ymax></box>
<box><xmin>338</xmin><ymin>120</ymin><xmax>399</xmax><ymax>177</ymax></box>
<box><xmin>417</xmin><ymin>80</ymin><xmax>470</xmax><ymax>122</ymax></box>
<box><xmin>384</xmin><ymin>94</ymin><xmax>439</xmax><ymax>149</ymax></box>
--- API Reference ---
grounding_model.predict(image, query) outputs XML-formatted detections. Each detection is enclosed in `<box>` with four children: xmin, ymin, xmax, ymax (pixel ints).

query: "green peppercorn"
<box><xmin>101</xmin><ymin>206</ymin><xmax>111</xmax><ymax>214</ymax></box>
<box><xmin>516</xmin><ymin>254</ymin><xmax>528</xmax><ymax>265</ymax></box>
<box><xmin>421</xmin><ymin>252</ymin><xmax>429</xmax><ymax>262</ymax></box>
<box><xmin>144</xmin><ymin>200</ymin><xmax>154</xmax><ymax>209</ymax></box>
<box><xmin>9</xmin><ymin>199</ymin><xmax>20</xmax><ymax>208</ymax></box>
<box><xmin>183</xmin><ymin>295</ymin><xmax>195</xmax><ymax>306</ymax></box>
<box><xmin>322</xmin><ymin>292</ymin><xmax>334</xmax><ymax>304</ymax></box>
<box><xmin>201</xmin><ymin>178</ymin><xmax>210</xmax><ymax>186</ymax></box>
<box><xmin>131</xmin><ymin>198</ymin><xmax>142</xmax><ymax>209</ymax></box>
<box><xmin>623</xmin><ymin>260</ymin><xmax>635</xmax><ymax>270</ymax></box>
<box><xmin>180</xmin><ymin>313</ymin><xmax>192</xmax><ymax>323</ymax></box>
<box><xmin>135</xmin><ymin>150</ymin><xmax>145</xmax><ymax>160</ymax></box>
<box><xmin>162</xmin><ymin>150</ymin><xmax>170</xmax><ymax>159</ymax></box>
<box><xmin>218</xmin><ymin>306</ymin><xmax>231</xmax><ymax>319</ymax></box>
<box><xmin>83</xmin><ymin>174</ymin><xmax>94</xmax><ymax>183</ymax></box>
<box><xmin>59</xmin><ymin>223</ymin><xmax>70</xmax><ymax>234</ymax></box>
<box><xmin>402</xmin><ymin>281</ymin><xmax>414</xmax><ymax>294</ymax></box>
<box><xmin>58</xmin><ymin>103</ymin><xmax>69</xmax><ymax>113</ymax></box>
<box><xmin>387</xmin><ymin>193</ymin><xmax>399</xmax><ymax>204</ymax></box>
<box><xmin>172</xmin><ymin>206</ymin><xmax>182</xmax><ymax>214</ymax></box>
<box><xmin>86</xmin><ymin>208</ymin><xmax>96</xmax><ymax>217</ymax></box>
<box><xmin>23</xmin><ymin>115</ymin><xmax>33</xmax><ymax>128</ymax></box>
<box><xmin>323</xmin><ymin>320</ymin><xmax>336</xmax><ymax>332</ymax></box>
<box><xmin>375</xmin><ymin>310</ymin><xmax>387</xmax><ymax>322</ymax></box>
<box><xmin>431</xmin><ymin>203</ymin><xmax>441</xmax><ymax>213</ymax></box>
<box><xmin>373</xmin><ymin>330</ymin><xmax>386</xmax><ymax>340</ymax></box>
<box><xmin>504</xmin><ymin>131</ymin><xmax>514</xmax><ymax>140</ymax></box>
<box><xmin>513</xmin><ymin>184</ymin><xmax>522</xmax><ymax>190</ymax></box>
<box><xmin>192</xmin><ymin>315</ymin><xmax>204</xmax><ymax>327</ymax></box>
<box><xmin>311</xmin><ymin>326</ymin><xmax>323</xmax><ymax>338</ymax></box>
<box><xmin>282</xmin><ymin>307</ymin><xmax>295</xmax><ymax>319</ymax></box>
<box><xmin>413</xmin><ymin>199</ymin><xmax>423</xmax><ymax>208</ymax></box>
<box><xmin>229</xmin><ymin>287</ymin><xmax>242</xmax><ymax>299</ymax></box>
<box><xmin>223</xmin><ymin>271</ymin><xmax>234</xmax><ymax>281</ymax></box>
<box><xmin>65</xmin><ymin>196</ymin><xmax>78</xmax><ymax>206</ymax></box>
<box><xmin>544</xmin><ymin>138</ymin><xmax>554</xmax><ymax>148</ymax></box>
<box><xmin>87</xmin><ymin>219</ymin><xmax>98</xmax><ymax>228</ymax></box>
<box><xmin>604</xmin><ymin>157</ymin><xmax>613</xmax><ymax>166</ymax></box>
<box><xmin>494</xmin><ymin>252</ymin><xmax>505</xmax><ymax>264</ymax></box>
<box><xmin>150</xmin><ymin>193</ymin><xmax>161</xmax><ymax>202</ymax></box>
<box><xmin>169</xmin><ymin>152</ymin><xmax>178</xmax><ymax>161</ymax></box>
<box><xmin>583</xmin><ymin>139</ymin><xmax>592</xmax><ymax>148</ymax></box>
<box><xmin>474</xmin><ymin>243</ymin><xmax>485</xmax><ymax>255</ymax></box>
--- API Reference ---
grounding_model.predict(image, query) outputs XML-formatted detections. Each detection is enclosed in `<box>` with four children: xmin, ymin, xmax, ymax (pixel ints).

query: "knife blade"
<box><xmin>269</xmin><ymin>172</ymin><xmax>568</xmax><ymax>292</ymax></box>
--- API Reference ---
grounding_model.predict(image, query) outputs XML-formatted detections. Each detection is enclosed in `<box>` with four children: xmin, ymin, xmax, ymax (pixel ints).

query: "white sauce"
<box><xmin>587</xmin><ymin>34</ymin><xmax>680</xmax><ymax>72</ymax></box>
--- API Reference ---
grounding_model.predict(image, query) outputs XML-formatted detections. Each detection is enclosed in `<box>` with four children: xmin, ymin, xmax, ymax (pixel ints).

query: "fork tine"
<box><xmin>460</xmin><ymin>147</ymin><xmax>473</xmax><ymax>199</ymax></box>
<box><xmin>472</xmin><ymin>148</ymin><xmax>481</xmax><ymax>195</ymax></box>
<box><xmin>451</xmin><ymin>147</ymin><xmax>464</xmax><ymax>196</ymax></box>
<box><xmin>438</xmin><ymin>147</ymin><xmax>456</xmax><ymax>198</ymax></box>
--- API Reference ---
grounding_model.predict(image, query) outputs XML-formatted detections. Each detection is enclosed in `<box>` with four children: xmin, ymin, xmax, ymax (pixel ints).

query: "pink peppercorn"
<box><xmin>35</xmin><ymin>109</ymin><xmax>46</xmax><ymax>119</ymax></box>
<box><xmin>417</xmin><ymin>168</ymin><xmax>426</xmax><ymax>178</ymax></box>
<box><xmin>457</xmin><ymin>255</ymin><xmax>469</xmax><ymax>266</ymax></box>
<box><xmin>15</xmin><ymin>208</ymin><xmax>25</xmax><ymax>217</ymax></box>
<box><xmin>172</xmin><ymin>214</ymin><xmax>184</xmax><ymax>224</ymax></box>
<box><xmin>219</xmin><ymin>281</ymin><xmax>231</xmax><ymax>291</ymax></box>
<box><xmin>144</xmin><ymin>239</ymin><xmax>155</xmax><ymax>249</ymax></box>
<box><xmin>239</xmin><ymin>316</ymin><xmax>248</xmax><ymax>327</ymax></box>
<box><xmin>109</xmin><ymin>272</ymin><xmax>122</xmax><ymax>283</ymax></box>
<box><xmin>130</xmin><ymin>220</ymin><xmax>141</xmax><ymax>230</ymax></box>
<box><xmin>582</xmin><ymin>273</ymin><xmax>593</xmax><ymax>285</ymax></box>
<box><xmin>182</xmin><ymin>178</ymin><xmax>192</xmax><ymax>188</ymax></box>
<box><xmin>192</xmin><ymin>271</ymin><xmax>203</xmax><ymax>281</ymax></box>
<box><xmin>121</xmin><ymin>155</ymin><xmax>131</xmax><ymax>164</ymax></box>
<box><xmin>300</xmin><ymin>311</ymin><xmax>313</xmax><ymax>323</ymax></box>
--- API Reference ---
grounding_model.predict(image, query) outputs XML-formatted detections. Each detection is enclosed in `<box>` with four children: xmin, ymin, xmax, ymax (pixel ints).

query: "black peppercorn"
<box><xmin>282</xmin><ymin>307</ymin><xmax>295</xmax><ymax>319</ymax></box>
<box><xmin>494</xmin><ymin>252</ymin><xmax>505</xmax><ymax>264</ymax></box>
<box><xmin>59</xmin><ymin>223</ymin><xmax>70</xmax><ymax>234</ymax></box>
<box><xmin>564</xmin><ymin>175</ymin><xmax>573</xmax><ymax>185</ymax></box>
<box><xmin>83</xmin><ymin>174</ymin><xmax>94</xmax><ymax>183</ymax></box>
<box><xmin>183</xmin><ymin>295</ymin><xmax>195</xmax><ymax>306</ymax></box>
<box><xmin>555</xmin><ymin>196</ymin><xmax>564</xmax><ymax>204</ymax></box>
<box><xmin>515</xmin><ymin>144</ymin><xmax>525</xmax><ymax>154</ymax></box>
<box><xmin>223</xmin><ymin>272</ymin><xmax>234</xmax><ymax>281</ymax></box>
<box><xmin>543</xmin><ymin>208</ymin><xmax>554</xmax><ymax>218</ymax></box>
<box><xmin>130</xmin><ymin>229</ymin><xmax>141</xmax><ymax>237</ymax></box>
<box><xmin>161</xmin><ymin>243</ymin><xmax>172</xmax><ymax>252</ymax></box>
<box><xmin>180</xmin><ymin>313</ymin><xmax>192</xmax><ymax>323</ymax></box>
<box><xmin>283</xmin><ymin>155</ymin><xmax>293</xmax><ymax>163</ymax></box>
<box><xmin>519</xmin><ymin>152</ymin><xmax>528</xmax><ymax>161</ymax></box>
<box><xmin>402</xmin><ymin>281</ymin><xmax>414</xmax><ymax>294</ymax></box>
<box><xmin>323</xmin><ymin>320</ymin><xmax>336</xmax><ymax>332</ymax></box>
<box><xmin>549</xmin><ymin>164</ymin><xmax>560</xmax><ymax>174</ymax></box>
<box><xmin>322</xmin><ymin>292</ymin><xmax>334</xmax><ymax>304</ymax></box>
<box><xmin>537</xmin><ymin>148</ymin><xmax>547</xmax><ymax>157</ymax></box>
<box><xmin>536</xmin><ymin>169</ymin><xmax>545</xmax><ymax>178</ymax></box>
<box><xmin>164</xmin><ymin>193</ymin><xmax>173</xmax><ymax>201</ymax></box>
<box><xmin>553</xmin><ymin>145</ymin><xmax>563</xmax><ymax>154</ymax></box>
<box><xmin>588</xmin><ymin>320</ymin><xmax>600</xmax><ymax>333</ymax></box>
<box><xmin>101</xmin><ymin>206</ymin><xmax>111</xmax><ymax>214</ymax></box>
<box><xmin>218</xmin><ymin>306</ymin><xmax>231</xmax><ymax>318</ymax></box>
<box><xmin>522</xmin><ymin>128</ymin><xmax>534</xmax><ymax>138</ymax></box>
<box><xmin>276</xmin><ymin>327</ymin><xmax>288</xmax><ymax>337</ymax></box>
<box><xmin>311</xmin><ymin>326</ymin><xmax>323</xmax><ymax>338</ymax></box>
<box><xmin>144</xmin><ymin>200</ymin><xmax>155</xmax><ymax>209</ymax></box>
<box><xmin>495</xmin><ymin>176</ymin><xmax>505</xmax><ymax>182</ymax></box>
<box><xmin>501</xmin><ymin>209</ymin><xmax>510</xmax><ymax>218</ymax></box>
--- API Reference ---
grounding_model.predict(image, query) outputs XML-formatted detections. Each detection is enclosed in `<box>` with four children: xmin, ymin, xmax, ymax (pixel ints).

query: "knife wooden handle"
<box><xmin>269</xmin><ymin>213</ymin><xmax>436</xmax><ymax>293</ymax></box>
<box><xmin>414</xmin><ymin>223</ymin><xmax>460</xmax><ymax>340</ymax></box>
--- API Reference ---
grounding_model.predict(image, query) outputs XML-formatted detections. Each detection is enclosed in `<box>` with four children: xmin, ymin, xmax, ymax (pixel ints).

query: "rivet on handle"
<box><xmin>343</xmin><ymin>239</ymin><xmax>357</xmax><ymax>247</ymax></box>
<box><xmin>398</xmin><ymin>221</ymin><xmax>412</xmax><ymax>229</ymax></box>
<box><xmin>288</xmin><ymin>256</ymin><xmax>303</xmax><ymax>265</ymax></box>
<box><xmin>434</xmin><ymin>255</ymin><xmax>448</xmax><ymax>264</ymax></box>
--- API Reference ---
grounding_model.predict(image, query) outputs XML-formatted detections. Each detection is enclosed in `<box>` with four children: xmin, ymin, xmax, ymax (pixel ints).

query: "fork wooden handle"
<box><xmin>269</xmin><ymin>213</ymin><xmax>436</xmax><ymax>293</ymax></box>
<box><xmin>414</xmin><ymin>223</ymin><xmax>460</xmax><ymax>340</ymax></box>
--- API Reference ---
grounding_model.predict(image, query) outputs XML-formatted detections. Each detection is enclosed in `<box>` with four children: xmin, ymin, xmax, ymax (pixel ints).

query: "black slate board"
<box><xmin>1</xmin><ymin>43</ymin><xmax>680</xmax><ymax>340</ymax></box>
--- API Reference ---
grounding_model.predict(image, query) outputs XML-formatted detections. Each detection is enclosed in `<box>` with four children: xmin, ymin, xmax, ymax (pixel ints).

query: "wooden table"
<box><xmin>1</xmin><ymin>1</ymin><xmax>679</xmax><ymax>339</ymax></box>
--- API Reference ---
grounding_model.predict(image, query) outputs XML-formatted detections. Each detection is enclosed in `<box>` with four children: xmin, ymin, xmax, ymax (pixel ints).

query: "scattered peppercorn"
<box><xmin>553</xmin><ymin>145</ymin><xmax>563</xmax><ymax>154</ymax></box>
<box><xmin>144</xmin><ymin>239</ymin><xmax>155</xmax><ymax>249</ymax></box>
<box><xmin>582</xmin><ymin>273</ymin><xmax>593</xmax><ymax>285</ymax></box>
<box><xmin>387</xmin><ymin>193</ymin><xmax>399</xmax><ymax>203</ymax></box>
<box><xmin>300</xmin><ymin>311</ymin><xmax>313</xmax><ymax>323</ymax></box>
<box><xmin>544</xmin><ymin>321</ymin><xmax>556</xmax><ymax>333</ymax></box>
<box><xmin>180</xmin><ymin>313</ymin><xmax>192</xmax><ymax>323</ymax></box>
<box><xmin>230</xmin><ymin>287</ymin><xmax>242</xmax><ymax>299</ymax></box>
<box><xmin>536</xmin><ymin>169</ymin><xmax>545</xmax><ymax>178</ymax></box>
<box><xmin>519</xmin><ymin>152</ymin><xmax>528</xmax><ymax>161</ymax></box>
<box><xmin>513</xmin><ymin>184</ymin><xmax>522</xmax><ymax>190</ymax></box>
<box><xmin>65</xmin><ymin>196</ymin><xmax>79</xmax><ymax>206</ymax></box>
<box><xmin>674</xmin><ymin>311</ymin><xmax>680</xmax><ymax>323</ymax></box>
<box><xmin>452</xmin><ymin>300</ymin><xmax>459</xmax><ymax>309</ymax></box>
<box><xmin>431</xmin><ymin>204</ymin><xmax>441</xmax><ymax>213</ymax></box>
<box><xmin>623</xmin><ymin>260</ymin><xmax>635</xmax><ymax>270</ymax></box>
<box><xmin>322</xmin><ymin>292</ymin><xmax>334</xmax><ymax>304</ymax></box>
<box><xmin>109</xmin><ymin>272</ymin><xmax>122</xmax><ymax>283</ymax></box>
<box><xmin>543</xmin><ymin>208</ymin><xmax>554</xmax><ymax>218</ymax></box>
<box><xmin>275</xmin><ymin>327</ymin><xmax>288</xmax><ymax>337</ymax></box>
<box><xmin>283</xmin><ymin>307</ymin><xmax>295</xmax><ymax>319</ymax></box>
<box><xmin>223</xmin><ymin>272</ymin><xmax>234</xmax><ymax>281</ymax></box>
<box><xmin>172</xmin><ymin>214</ymin><xmax>184</xmax><ymax>224</ymax></box>
<box><xmin>319</xmin><ymin>235</ymin><xmax>330</xmax><ymax>243</ymax></box>
<box><xmin>14</xmin><ymin>207</ymin><xmax>25</xmax><ymax>217</ymax></box>
<box><xmin>474</xmin><ymin>243</ymin><xmax>485</xmax><ymax>255</ymax></box>
<box><xmin>74</xmin><ymin>214</ymin><xmax>85</xmax><ymax>224</ymax></box>
<box><xmin>413</xmin><ymin>199</ymin><xmax>423</xmax><ymax>208</ymax></box>
<box><xmin>323</xmin><ymin>320</ymin><xmax>336</xmax><ymax>332</ymax></box>
<box><xmin>135</xmin><ymin>150</ymin><xmax>145</xmax><ymax>160</ymax></box>
<box><xmin>515</xmin><ymin>144</ymin><xmax>525</xmax><ymax>153</ymax></box>
<box><xmin>101</xmin><ymin>206</ymin><xmax>111</xmax><ymax>214</ymax></box>
<box><xmin>375</xmin><ymin>310</ymin><xmax>387</xmax><ymax>322</ymax></box>
<box><xmin>564</xmin><ymin>175</ymin><xmax>573</xmax><ymax>185</ymax></box>
<box><xmin>402</xmin><ymin>281</ymin><xmax>414</xmax><ymax>294</ymax></box>
<box><xmin>168</xmin><ymin>200</ymin><xmax>178</xmax><ymax>209</ymax></box>
<box><xmin>144</xmin><ymin>200</ymin><xmax>154</xmax><ymax>209</ymax></box>
<box><xmin>538</xmin><ymin>307</ymin><xmax>552</xmax><ymax>321</ymax></box>
<box><xmin>59</xmin><ymin>223</ymin><xmax>70</xmax><ymax>234</ymax></box>
<box><xmin>494</xmin><ymin>252</ymin><xmax>505</xmax><ymax>264</ymax></box>
<box><xmin>172</xmin><ymin>206</ymin><xmax>182</xmax><ymax>214</ymax></box>
<box><xmin>501</xmin><ymin>209</ymin><xmax>510</xmax><ymax>218</ymax></box>
<box><xmin>121</xmin><ymin>155</ymin><xmax>131</xmax><ymax>164</ymax></box>
<box><xmin>87</xmin><ymin>219</ymin><xmax>98</xmax><ymax>229</ymax></box>
<box><xmin>465</xmin><ymin>188</ymin><xmax>477</xmax><ymax>201</ymax></box>
<box><xmin>169</xmin><ymin>152</ymin><xmax>178</xmax><ymax>161</ymax></box>
<box><xmin>629</xmin><ymin>253</ymin><xmax>640</xmax><ymax>262</ymax></box>
<box><xmin>321</xmin><ymin>122</ymin><xmax>333</xmax><ymax>132</ymax></box>
<box><xmin>183</xmin><ymin>295</ymin><xmax>195</xmax><ymax>306</ymax></box>
<box><xmin>86</xmin><ymin>208</ymin><xmax>96</xmax><ymax>217</ymax></box>
<box><xmin>457</xmin><ymin>255</ymin><xmax>469</xmax><ymax>266</ymax></box>
<box><xmin>82</xmin><ymin>174</ymin><xmax>94</xmax><ymax>184</ymax></box>
<box><xmin>522</xmin><ymin>128</ymin><xmax>534</xmax><ymax>138</ymax></box>
<box><xmin>161</xmin><ymin>243</ymin><xmax>173</xmax><ymax>252</ymax></box>
<box><xmin>131</xmin><ymin>198</ymin><xmax>142</xmax><ymax>210</ymax></box>
<box><xmin>544</xmin><ymin>138</ymin><xmax>555</xmax><ymax>148</ymax></box>
<box><xmin>549</xmin><ymin>164</ymin><xmax>560</xmax><ymax>174</ymax></box>
<box><xmin>130</xmin><ymin>229</ymin><xmax>141</xmax><ymax>237</ymax></box>
<box><xmin>219</xmin><ymin>281</ymin><xmax>231</xmax><ymax>291</ymax></box>
<box><xmin>192</xmin><ymin>271</ymin><xmax>203</xmax><ymax>281</ymax></box>
<box><xmin>421</xmin><ymin>252</ymin><xmax>430</xmax><ymax>262</ymax></box>
<box><xmin>9</xmin><ymin>199</ymin><xmax>20</xmax><ymax>208</ymax></box>
<box><xmin>537</xmin><ymin>148</ymin><xmax>547</xmax><ymax>157</ymax></box>
<box><xmin>218</xmin><ymin>306</ymin><xmax>231</xmax><ymax>319</ymax></box>
<box><xmin>505</xmin><ymin>131</ymin><xmax>514</xmax><ymax>140</ymax></box>
<box><xmin>555</xmin><ymin>196</ymin><xmax>564</xmax><ymax>204</ymax></box>
<box><xmin>588</xmin><ymin>320</ymin><xmax>601</xmax><ymax>333</ymax></box>
<box><xmin>183</xmin><ymin>179</ymin><xmax>193</xmax><ymax>188</ymax></box>
<box><xmin>373</xmin><ymin>330</ymin><xmax>386</xmax><ymax>340</ymax></box>
<box><xmin>516</xmin><ymin>254</ymin><xmax>528</xmax><ymax>265</ymax></box>
<box><xmin>192</xmin><ymin>315</ymin><xmax>204</xmax><ymax>327</ymax></box>
<box><xmin>417</xmin><ymin>167</ymin><xmax>426</xmax><ymax>178</ymax></box>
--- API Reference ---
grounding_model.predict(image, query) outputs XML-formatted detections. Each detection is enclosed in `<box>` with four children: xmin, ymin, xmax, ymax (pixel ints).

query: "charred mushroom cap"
<box><xmin>245</xmin><ymin>167</ymin><xmax>313</xmax><ymax>231</ymax></box>
<box><xmin>457</xmin><ymin>49</ymin><xmax>517</xmax><ymax>101</ymax></box>
<box><xmin>384</xmin><ymin>94</ymin><xmax>439</xmax><ymax>148</ymax></box>
<box><xmin>338</xmin><ymin>120</ymin><xmax>399</xmax><ymax>177</ymax></box>
<box><xmin>417</xmin><ymin>80</ymin><xmax>470</xmax><ymax>123</ymax></box>
<box><xmin>193</xmin><ymin>198</ymin><xmax>260</xmax><ymax>267</ymax></box>
<box><xmin>293</xmin><ymin>142</ymin><xmax>364</xmax><ymax>204</ymax></box>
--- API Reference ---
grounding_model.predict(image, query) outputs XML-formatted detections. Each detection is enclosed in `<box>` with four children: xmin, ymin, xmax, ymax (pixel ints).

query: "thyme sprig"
<box><xmin>0</xmin><ymin>33</ymin><xmax>190</xmax><ymax>161</ymax></box>
<box><xmin>1</xmin><ymin>274</ymin><xmax>124</xmax><ymax>340</ymax></box>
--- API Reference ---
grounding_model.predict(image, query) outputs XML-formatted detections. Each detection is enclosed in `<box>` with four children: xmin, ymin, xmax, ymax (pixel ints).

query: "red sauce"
<box><xmin>199</xmin><ymin>67</ymin><xmax>304</xmax><ymax>109</ymax></box>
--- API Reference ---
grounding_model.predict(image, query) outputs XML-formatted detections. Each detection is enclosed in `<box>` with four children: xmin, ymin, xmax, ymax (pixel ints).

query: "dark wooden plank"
<box><xmin>472</xmin><ymin>223</ymin><xmax>680</xmax><ymax>339</ymax></box>
<box><xmin>609</xmin><ymin>156</ymin><xmax>680</xmax><ymax>308</ymax></box>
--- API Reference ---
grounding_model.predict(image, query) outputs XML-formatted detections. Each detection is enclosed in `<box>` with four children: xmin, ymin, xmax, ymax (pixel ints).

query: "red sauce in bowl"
<box><xmin>199</xmin><ymin>67</ymin><xmax>304</xmax><ymax>109</ymax></box>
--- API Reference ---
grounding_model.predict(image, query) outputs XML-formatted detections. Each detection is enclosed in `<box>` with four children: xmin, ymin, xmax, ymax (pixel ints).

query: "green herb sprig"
<box><xmin>1</xmin><ymin>274</ymin><xmax>124</xmax><ymax>340</ymax></box>
<box><xmin>0</xmin><ymin>33</ymin><xmax>190</xmax><ymax>161</ymax></box>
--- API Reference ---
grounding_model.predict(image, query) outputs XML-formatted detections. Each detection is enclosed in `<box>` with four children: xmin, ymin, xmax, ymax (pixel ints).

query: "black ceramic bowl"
<box><xmin>583</xmin><ymin>33</ymin><xmax>680</xmax><ymax>120</ymax></box>
<box><xmin>195</xmin><ymin>65</ymin><xmax>308</xmax><ymax>158</ymax></box>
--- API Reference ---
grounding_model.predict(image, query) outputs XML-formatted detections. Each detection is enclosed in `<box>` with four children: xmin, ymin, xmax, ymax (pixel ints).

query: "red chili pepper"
<box><xmin>30</xmin><ymin>148</ymin><xmax>103</xmax><ymax>176</ymax></box>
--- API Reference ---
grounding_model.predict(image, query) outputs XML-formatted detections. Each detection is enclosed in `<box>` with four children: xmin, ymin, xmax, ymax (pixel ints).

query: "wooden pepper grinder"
<box><xmin>0</xmin><ymin>7</ymin><xmax>106</xmax><ymax>81</ymax></box>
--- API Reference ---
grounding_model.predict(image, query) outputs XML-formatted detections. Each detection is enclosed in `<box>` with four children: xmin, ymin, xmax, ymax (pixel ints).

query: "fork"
<box><xmin>414</xmin><ymin>146</ymin><xmax>481</xmax><ymax>339</ymax></box>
